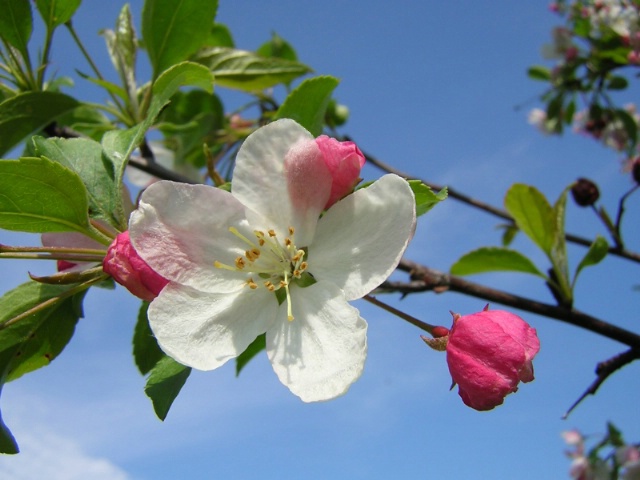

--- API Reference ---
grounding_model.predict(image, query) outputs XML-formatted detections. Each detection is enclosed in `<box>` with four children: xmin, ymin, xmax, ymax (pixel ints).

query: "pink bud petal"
<box><xmin>103</xmin><ymin>231</ymin><xmax>169</xmax><ymax>302</ymax></box>
<box><xmin>446</xmin><ymin>309</ymin><xmax>540</xmax><ymax>411</ymax></box>
<box><xmin>315</xmin><ymin>136</ymin><xmax>365</xmax><ymax>208</ymax></box>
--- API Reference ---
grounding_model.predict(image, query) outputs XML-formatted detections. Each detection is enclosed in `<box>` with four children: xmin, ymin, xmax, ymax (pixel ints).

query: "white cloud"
<box><xmin>0</xmin><ymin>428</ymin><xmax>130</xmax><ymax>480</ymax></box>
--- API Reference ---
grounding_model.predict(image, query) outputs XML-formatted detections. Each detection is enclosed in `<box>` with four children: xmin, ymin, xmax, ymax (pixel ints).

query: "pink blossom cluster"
<box><xmin>563</xmin><ymin>429</ymin><xmax>640</xmax><ymax>480</ymax></box>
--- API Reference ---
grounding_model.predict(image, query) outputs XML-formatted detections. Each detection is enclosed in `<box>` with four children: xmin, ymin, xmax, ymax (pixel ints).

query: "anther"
<box><xmin>247</xmin><ymin>279</ymin><xmax>258</xmax><ymax>289</ymax></box>
<box><xmin>245</xmin><ymin>248</ymin><xmax>260</xmax><ymax>261</ymax></box>
<box><xmin>234</xmin><ymin>257</ymin><xmax>246</xmax><ymax>269</ymax></box>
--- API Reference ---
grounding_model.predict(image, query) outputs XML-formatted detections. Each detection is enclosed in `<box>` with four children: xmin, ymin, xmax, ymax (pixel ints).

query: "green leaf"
<box><xmin>76</xmin><ymin>70</ymin><xmax>129</xmax><ymax>102</ymax></box>
<box><xmin>0</xmin><ymin>156</ymin><xmax>91</xmax><ymax>234</ymax></box>
<box><xmin>142</xmin><ymin>0</ymin><xmax>218</xmax><ymax>79</ymax></box>
<box><xmin>504</xmin><ymin>183</ymin><xmax>556</xmax><ymax>255</ymax></box>
<box><xmin>133</xmin><ymin>302</ymin><xmax>164</xmax><ymax>376</ymax></box>
<box><xmin>0</xmin><ymin>0</ymin><xmax>33</xmax><ymax>61</ymax></box>
<box><xmin>550</xmin><ymin>188</ymin><xmax>572</xmax><ymax>303</ymax></box>
<box><xmin>206</xmin><ymin>23</ymin><xmax>234</xmax><ymax>47</ymax></box>
<box><xmin>257</xmin><ymin>32</ymin><xmax>298</xmax><ymax>61</ymax></box>
<box><xmin>158</xmin><ymin>89</ymin><xmax>224</xmax><ymax>168</ymax></box>
<box><xmin>408</xmin><ymin>180</ymin><xmax>447</xmax><ymax>217</ymax></box>
<box><xmin>607</xmin><ymin>75</ymin><xmax>628</xmax><ymax>90</ymax></box>
<box><xmin>564</xmin><ymin>99</ymin><xmax>576</xmax><ymax>125</ymax></box>
<box><xmin>144</xmin><ymin>356</ymin><xmax>191</xmax><ymax>421</ymax></box>
<box><xmin>152</xmin><ymin>61</ymin><xmax>214</xmax><ymax>103</ymax></box>
<box><xmin>30</xmin><ymin>136</ymin><xmax>125</xmax><ymax>229</ymax></box>
<box><xmin>0</xmin><ymin>281</ymin><xmax>87</xmax><ymax>453</ymax></box>
<box><xmin>34</xmin><ymin>0</ymin><xmax>81</xmax><ymax>29</ymax></box>
<box><xmin>0</xmin><ymin>282</ymin><xmax>86</xmax><ymax>382</ymax></box>
<box><xmin>102</xmin><ymin>62</ymin><xmax>214</xmax><ymax>192</ymax></box>
<box><xmin>0</xmin><ymin>397</ymin><xmax>19</xmax><ymax>453</ymax></box>
<box><xmin>54</xmin><ymin>105</ymin><xmax>114</xmax><ymax>141</ymax></box>
<box><xmin>500</xmin><ymin>224</ymin><xmax>519</xmax><ymax>246</ymax></box>
<box><xmin>615</xmin><ymin>108</ymin><xmax>638</xmax><ymax>148</ymax></box>
<box><xmin>236</xmin><ymin>334</ymin><xmax>265</xmax><ymax>376</ymax></box>
<box><xmin>275</xmin><ymin>76</ymin><xmax>339</xmax><ymax>137</ymax></box>
<box><xmin>573</xmin><ymin>235</ymin><xmax>609</xmax><ymax>287</ymax></box>
<box><xmin>450</xmin><ymin>247</ymin><xmax>546</xmax><ymax>278</ymax></box>
<box><xmin>193</xmin><ymin>47</ymin><xmax>311</xmax><ymax>92</ymax></box>
<box><xmin>1</xmin><ymin>348</ymin><xmax>20</xmax><ymax>454</ymax></box>
<box><xmin>101</xmin><ymin>4</ymin><xmax>138</xmax><ymax>108</ymax></box>
<box><xmin>527</xmin><ymin>65</ymin><xmax>551</xmax><ymax>81</ymax></box>
<box><xmin>0</xmin><ymin>91</ymin><xmax>79</xmax><ymax>156</ymax></box>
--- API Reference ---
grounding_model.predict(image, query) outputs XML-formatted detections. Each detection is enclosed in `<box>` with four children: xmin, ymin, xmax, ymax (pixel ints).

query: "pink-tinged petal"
<box><xmin>446</xmin><ymin>310</ymin><xmax>540</xmax><ymax>411</ymax></box>
<box><xmin>266</xmin><ymin>281</ymin><xmax>367</xmax><ymax>402</ymax></box>
<box><xmin>129</xmin><ymin>181</ymin><xmax>255</xmax><ymax>294</ymax></box>
<box><xmin>283</xmin><ymin>139</ymin><xmax>331</xmax><ymax>244</ymax></box>
<box><xmin>149</xmin><ymin>283</ymin><xmax>278</xmax><ymax>370</ymax></box>
<box><xmin>232</xmin><ymin>119</ymin><xmax>330</xmax><ymax>245</ymax></box>
<box><xmin>103</xmin><ymin>231</ymin><xmax>169</xmax><ymax>301</ymax></box>
<box><xmin>309</xmin><ymin>174</ymin><xmax>416</xmax><ymax>300</ymax></box>
<box><xmin>316</xmin><ymin>136</ymin><xmax>365</xmax><ymax>208</ymax></box>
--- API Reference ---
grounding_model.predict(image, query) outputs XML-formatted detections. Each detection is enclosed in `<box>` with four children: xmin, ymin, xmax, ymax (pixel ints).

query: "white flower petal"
<box><xmin>232</xmin><ymin>119</ymin><xmax>329</xmax><ymax>244</ymax></box>
<box><xmin>266</xmin><ymin>281</ymin><xmax>367</xmax><ymax>402</ymax></box>
<box><xmin>308</xmin><ymin>174</ymin><xmax>416</xmax><ymax>300</ymax></box>
<box><xmin>149</xmin><ymin>283</ymin><xmax>278</xmax><ymax>370</ymax></box>
<box><xmin>130</xmin><ymin>181</ymin><xmax>254</xmax><ymax>293</ymax></box>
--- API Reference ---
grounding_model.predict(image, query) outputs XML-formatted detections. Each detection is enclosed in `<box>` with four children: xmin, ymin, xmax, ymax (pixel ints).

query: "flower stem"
<box><xmin>363</xmin><ymin>294</ymin><xmax>436</xmax><ymax>334</ymax></box>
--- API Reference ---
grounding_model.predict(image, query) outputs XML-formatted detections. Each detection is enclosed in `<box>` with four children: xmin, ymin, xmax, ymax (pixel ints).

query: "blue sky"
<box><xmin>1</xmin><ymin>1</ymin><xmax>639</xmax><ymax>479</ymax></box>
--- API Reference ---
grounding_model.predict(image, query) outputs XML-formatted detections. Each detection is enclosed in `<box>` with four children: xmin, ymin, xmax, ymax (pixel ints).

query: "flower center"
<box><xmin>214</xmin><ymin>226</ymin><xmax>308</xmax><ymax>321</ymax></box>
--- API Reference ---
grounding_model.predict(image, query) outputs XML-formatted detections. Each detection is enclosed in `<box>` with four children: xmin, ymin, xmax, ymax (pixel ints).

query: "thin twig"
<box><xmin>562</xmin><ymin>348</ymin><xmax>640</xmax><ymax>418</ymax></box>
<box><xmin>378</xmin><ymin>258</ymin><xmax>640</xmax><ymax>349</ymax></box>
<box><xmin>352</xmin><ymin>138</ymin><xmax>640</xmax><ymax>264</ymax></box>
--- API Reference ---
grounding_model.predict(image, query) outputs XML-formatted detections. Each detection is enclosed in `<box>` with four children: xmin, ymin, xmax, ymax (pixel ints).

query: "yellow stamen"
<box><xmin>247</xmin><ymin>278</ymin><xmax>258</xmax><ymax>289</ymax></box>
<box><xmin>214</xmin><ymin>260</ymin><xmax>236</xmax><ymax>271</ymax></box>
<box><xmin>235</xmin><ymin>257</ymin><xmax>246</xmax><ymax>269</ymax></box>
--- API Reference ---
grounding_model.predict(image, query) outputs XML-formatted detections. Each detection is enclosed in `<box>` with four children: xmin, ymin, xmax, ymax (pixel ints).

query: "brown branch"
<box><xmin>350</xmin><ymin>138</ymin><xmax>640</xmax><ymax>264</ymax></box>
<box><xmin>562</xmin><ymin>348</ymin><xmax>640</xmax><ymax>418</ymax></box>
<box><xmin>379</xmin><ymin>258</ymin><xmax>640</xmax><ymax>349</ymax></box>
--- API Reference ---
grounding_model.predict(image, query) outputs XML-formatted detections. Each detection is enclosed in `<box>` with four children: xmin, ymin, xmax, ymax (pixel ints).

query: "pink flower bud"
<box><xmin>103</xmin><ymin>231</ymin><xmax>169</xmax><ymax>302</ymax></box>
<box><xmin>315</xmin><ymin>136</ymin><xmax>366</xmax><ymax>208</ymax></box>
<box><xmin>445</xmin><ymin>309</ymin><xmax>540</xmax><ymax>411</ymax></box>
